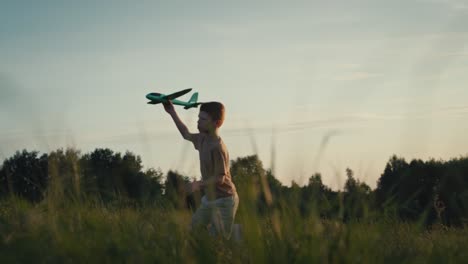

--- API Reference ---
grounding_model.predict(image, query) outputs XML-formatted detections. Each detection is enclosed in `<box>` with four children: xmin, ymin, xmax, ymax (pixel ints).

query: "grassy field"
<box><xmin>1</xmin><ymin>197</ymin><xmax>468</xmax><ymax>263</ymax></box>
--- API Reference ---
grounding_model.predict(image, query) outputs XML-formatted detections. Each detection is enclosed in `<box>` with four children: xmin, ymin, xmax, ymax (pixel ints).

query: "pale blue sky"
<box><xmin>1</xmin><ymin>0</ymin><xmax>467</xmax><ymax>189</ymax></box>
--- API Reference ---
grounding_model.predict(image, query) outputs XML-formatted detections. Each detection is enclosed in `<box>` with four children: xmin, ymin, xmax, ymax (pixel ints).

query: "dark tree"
<box><xmin>164</xmin><ymin>170</ymin><xmax>191</xmax><ymax>209</ymax></box>
<box><xmin>0</xmin><ymin>150</ymin><xmax>48</xmax><ymax>202</ymax></box>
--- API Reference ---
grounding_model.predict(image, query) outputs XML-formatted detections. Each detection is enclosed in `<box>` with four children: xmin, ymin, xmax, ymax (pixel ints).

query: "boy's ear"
<box><xmin>215</xmin><ymin>120</ymin><xmax>222</xmax><ymax>128</ymax></box>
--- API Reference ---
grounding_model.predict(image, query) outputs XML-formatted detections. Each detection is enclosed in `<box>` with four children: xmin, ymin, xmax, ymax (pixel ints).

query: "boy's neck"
<box><xmin>203</xmin><ymin>129</ymin><xmax>220</xmax><ymax>139</ymax></box>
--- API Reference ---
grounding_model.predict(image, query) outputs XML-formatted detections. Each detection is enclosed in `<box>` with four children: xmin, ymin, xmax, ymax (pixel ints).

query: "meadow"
<box><xmin>1</xmin><ymin>149</ymin><xmax>468</xmax><ymax>263</ymax></box>
<box><xmin>1</xmin><ymin>195</ymin><xmax>468</xmax><ymax>263</ymax></box>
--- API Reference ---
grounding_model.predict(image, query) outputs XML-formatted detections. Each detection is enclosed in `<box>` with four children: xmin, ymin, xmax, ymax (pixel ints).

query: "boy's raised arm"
<box><xmin>163</xmin><ymin>101</ymin><xmax>192</xmax><ymax>140</ymax></box>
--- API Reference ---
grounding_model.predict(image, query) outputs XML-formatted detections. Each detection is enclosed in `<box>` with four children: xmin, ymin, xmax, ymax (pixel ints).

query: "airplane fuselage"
<box><xmin>146</xmin><ymin>93</ymin><xmax>187</xmax><ymax>105</ymax></box>
<box><xmin>146</xmin><ymin>93</ymin><xmax>164</xmax><ymax>101</ymax></box>
<box><xmin>145</xmin><ymin>90</ymin><xmax>200</xmax><ymax>109</ymax></box>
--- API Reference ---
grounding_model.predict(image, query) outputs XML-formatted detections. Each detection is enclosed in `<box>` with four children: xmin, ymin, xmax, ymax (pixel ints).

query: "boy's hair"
<box><xmin>200</xmin><ymin>102</ymin><xmax>225</xmax><ymax>127</ymax></box>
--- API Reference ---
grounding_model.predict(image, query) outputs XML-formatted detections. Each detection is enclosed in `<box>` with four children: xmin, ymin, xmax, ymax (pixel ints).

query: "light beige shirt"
<box><xmin>189</xmin><ymin>133</ymin><xmax>236</xmax><ymax>200</ymax></box>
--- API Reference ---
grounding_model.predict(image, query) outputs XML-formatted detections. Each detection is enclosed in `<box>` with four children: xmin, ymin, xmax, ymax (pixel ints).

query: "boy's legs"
<box><xmin>191</xmin><ymin>195</ymin><xmax>212</xmax><ymax>231</ymax></box>
<box><xmin>192</xmin><ymin>194</ymin><xmax>240</xmax><ymax>239</ymax></box>
<box><xmin>211</xmin><ymin>193</ymin><xmax>239</xmax><ymax>239</ymax></box>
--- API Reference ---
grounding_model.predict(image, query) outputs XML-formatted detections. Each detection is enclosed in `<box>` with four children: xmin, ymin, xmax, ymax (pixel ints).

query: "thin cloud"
<box><xmin>336</xmin><ymin>63</ymin><xmax>361</xmax><ymax>69</ymax></box>
<box><xmin>433</xmin><ymin>51</ymin><xmax>468</xmax><ymax>57</ymax></box>
<box><xmin>419</xmin><ymin>0</ymin><xmax>468</xmax><ymax>11</ymax></box>
<box><xmin>0</xmin><ymin>73</ymin><xmax>21</xmax><ymax>107</ymax></box>
<box><xmin>335</xmin><ymin>71</ymin><xmax>382</xmax><ymax>81</ymax></box>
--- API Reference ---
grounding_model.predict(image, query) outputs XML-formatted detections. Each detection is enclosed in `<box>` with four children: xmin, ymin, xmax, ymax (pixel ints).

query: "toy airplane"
<box><xmin>146</xmin><ymin>88</ymin><xmax>201</xmax><ymax>109</ymax></box>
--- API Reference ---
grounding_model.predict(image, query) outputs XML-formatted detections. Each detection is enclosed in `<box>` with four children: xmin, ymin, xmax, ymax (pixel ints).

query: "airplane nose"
<box><xmin>146</xmin><ymin>94</ymin><xmax>151</xmax><ymax>99</ymax></box>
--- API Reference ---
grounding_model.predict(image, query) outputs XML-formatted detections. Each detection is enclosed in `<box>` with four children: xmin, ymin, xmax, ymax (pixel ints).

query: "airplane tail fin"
<box><xmin>188</xmin><ymin>92</ymin><xmax>198</xmax><ymax>104</ymax></box>
<box><xmin>183</xmin><ymin>92</ymin><xmax>201</xmax><ymax>109</ymax></box>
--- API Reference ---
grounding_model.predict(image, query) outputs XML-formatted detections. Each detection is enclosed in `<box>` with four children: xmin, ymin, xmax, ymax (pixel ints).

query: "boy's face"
<box><xmin>197</xmin><ymin>111</ymin><xmax>216</xmax><ymax>133</ymax></box>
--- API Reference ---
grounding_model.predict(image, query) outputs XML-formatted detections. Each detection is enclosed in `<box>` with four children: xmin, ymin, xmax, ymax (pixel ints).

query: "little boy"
<box><xmin>163</xmin><ymin>100</ymin><xmax>239</xmax><ymax>239</ymax></box>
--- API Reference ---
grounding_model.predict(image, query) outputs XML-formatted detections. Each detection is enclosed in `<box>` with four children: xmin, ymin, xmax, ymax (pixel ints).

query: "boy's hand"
<box><xmin>163</xmin><ymin>100</ymin><xmax>175</xmax><ymax>114</ymax></box>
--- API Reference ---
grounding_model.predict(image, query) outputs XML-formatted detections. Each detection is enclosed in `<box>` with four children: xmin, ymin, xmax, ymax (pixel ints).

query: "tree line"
<box><xmin>1</xmin><ymin>148</ymin><xmax>467</xmax><ymax>226</ymax></box>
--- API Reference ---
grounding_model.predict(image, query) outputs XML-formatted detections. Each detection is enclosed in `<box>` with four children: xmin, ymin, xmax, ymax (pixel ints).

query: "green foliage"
<box><xmin>163</xmin><ymin>170</ymin><xmax>191</xmax><ymax>210</ymax></box>
<box><xmin>376</xmin><ymin>155</ymin><xmax>468</xmax><ymax>226</ymax></box>
<box><xmin>0</xmin><ymin>150</ymin><xmax>48</xmax><ymax>202</ymax></box>
<box><xmin>343</xmin><ymin>168</ymin><xmax>372</xmax><ymax>221</ymax></box>
<box><xmin>3</xmin><ymin>149</ymin><xmax>468</xmax><ymax>226</ymax></box>
<box><xmin>0</xmin><ymin>148</ymin><xmax>164</xmax><ymax>207</ymax></box>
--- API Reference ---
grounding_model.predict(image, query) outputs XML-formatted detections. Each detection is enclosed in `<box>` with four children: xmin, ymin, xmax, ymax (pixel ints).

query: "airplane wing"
<box><xmin>164</xmin><ymin>88</ymin><xmax>192</xmax><ymax>100</ymax></box>
<box><xmin>147</xmin><ymin>101</ymin><xmax>161</xmax><ymax>105</ymax></box>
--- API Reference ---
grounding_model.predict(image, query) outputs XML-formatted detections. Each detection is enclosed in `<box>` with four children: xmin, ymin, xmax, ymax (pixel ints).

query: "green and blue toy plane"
<box><xmin>146</xmin><ymin>88</ymin><xmax>201</xmax><ymax>109</ymax></box>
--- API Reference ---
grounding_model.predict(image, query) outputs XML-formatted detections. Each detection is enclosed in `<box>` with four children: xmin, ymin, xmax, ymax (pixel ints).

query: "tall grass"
<box><xmin>1</xmin><ymin>194</ymin><xmax>468</xmax><ymax>263</ymax></box>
